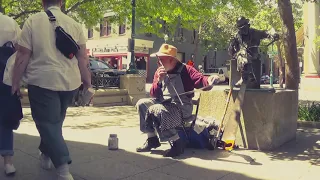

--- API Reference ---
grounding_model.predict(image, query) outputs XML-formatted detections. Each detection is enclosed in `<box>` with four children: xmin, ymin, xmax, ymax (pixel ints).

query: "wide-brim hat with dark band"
<box><xmin>150</xmin><ymin>44</ymin><xmax>180</xmax><ymax>62</ymax></box>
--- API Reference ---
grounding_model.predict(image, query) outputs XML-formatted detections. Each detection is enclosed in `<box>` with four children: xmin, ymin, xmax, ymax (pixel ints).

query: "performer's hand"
<box><xmin>157</xmin><ymin>66</ymin><xmax>167</xmax><ymax>82</ymax></box>
<box><xmin>273</xmin><ymin>34</ymin><xmax>280</xmax><ymax>41</ymax></box>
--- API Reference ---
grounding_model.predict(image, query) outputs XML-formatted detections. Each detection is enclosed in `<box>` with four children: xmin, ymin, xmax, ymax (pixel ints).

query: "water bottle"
<box><xmin>108</xmin><ymin>134</ymin><xmax>118</xmax><ymax>150</ymax></box>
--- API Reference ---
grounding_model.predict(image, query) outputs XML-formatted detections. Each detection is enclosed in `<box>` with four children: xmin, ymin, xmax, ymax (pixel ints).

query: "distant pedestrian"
<box><xmin>0</xmin><ymin>11</ymin><xmax>22</xmax><ymax>176</ymax></box>
<box><xmin>11</xmin><ymin>0</ymin><xmax>92</xmax><ymax>179</ymax></box>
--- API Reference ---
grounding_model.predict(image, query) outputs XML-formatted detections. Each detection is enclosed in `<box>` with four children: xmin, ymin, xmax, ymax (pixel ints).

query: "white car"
<box><xmin>203</xmin><ymin>67</ymin><xmax>229</xmax><ymax>83</ymax></box>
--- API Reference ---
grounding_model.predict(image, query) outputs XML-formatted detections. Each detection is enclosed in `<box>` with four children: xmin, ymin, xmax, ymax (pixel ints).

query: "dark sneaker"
<box><xmin>163</xmin><ymin>139</ymin><xmax>185</xmax><ymax>157</ymax></box>
<box><xmin>136</xmin><ymin>136</ymin><xmax>161</xmax><ymax>152</ymax></box>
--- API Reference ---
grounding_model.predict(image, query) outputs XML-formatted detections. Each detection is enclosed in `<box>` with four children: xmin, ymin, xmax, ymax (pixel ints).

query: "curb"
<box><xmin>297</xmin><ymin>121</ymin><xmax>320</xmax><ymax>129</ymax></box>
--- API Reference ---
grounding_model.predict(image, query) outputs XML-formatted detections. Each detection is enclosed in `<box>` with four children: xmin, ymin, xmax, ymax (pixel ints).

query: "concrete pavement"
<box><xmin>1</xmin><ymin>106</ymin><xmax>319</xmax><ymax>180</ymax></box>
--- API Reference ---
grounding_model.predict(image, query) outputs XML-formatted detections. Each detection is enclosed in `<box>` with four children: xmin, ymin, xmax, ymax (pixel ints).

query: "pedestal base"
<box><xmin>120</xmin><ymin>74</ymin><xmax>146</xmax><ymax>105</ymax></box>
<box><xmin>198</xmin><ymin>88</ymin><xmax>298</xmax><ymax>151</ymax></box>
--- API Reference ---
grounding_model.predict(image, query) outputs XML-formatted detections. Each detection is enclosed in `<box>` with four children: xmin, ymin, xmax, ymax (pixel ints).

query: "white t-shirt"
<box><xmin>3</xmin><ymin>52</ymin><xmax>27</xmax><ymax>86</ymax></box>
<box><xmin>0</xmin><ymin>13</ymin><xmax>21</xmax><ymax>46</ymax></box>
<box><xmin>18</xmin><ymin>6</ymin><xmax>86</xmax><ymax>91</ymax></box>
<box><xmin>0</xmin><ymin>13</ymin><xmax>21</xmax><ymax>86</ymax></box>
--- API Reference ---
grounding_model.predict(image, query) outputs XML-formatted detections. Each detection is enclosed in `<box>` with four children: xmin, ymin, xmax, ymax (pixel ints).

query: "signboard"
<box><xmin>92</xmin><ymin>46</ymin><xmax>128</xmax><ymax>55</ymax></box>
<box><xmin>134</xmin><ymin>46</ymin><xmax>149</xmax><ymax>54</ymax></box>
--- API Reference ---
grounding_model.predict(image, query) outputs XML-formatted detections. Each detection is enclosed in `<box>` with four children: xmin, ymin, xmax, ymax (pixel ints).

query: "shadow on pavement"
<box><xmin>20</xmin><ymin>106</ymin><xmax>140</xmax><ymax>130</ymax></box>
<box><xmin>1</xmin><ymin>133</ymin><xmax>262</xmax><ymax>180</ymax></box>
<box><xmin>264</xmin><ymin>128</ymin><xmax>320</xmax><ymax>166</ymax></box>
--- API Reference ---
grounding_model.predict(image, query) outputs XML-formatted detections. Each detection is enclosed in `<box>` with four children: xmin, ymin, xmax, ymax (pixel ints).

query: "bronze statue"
<box><xmin>228</xmin><ymin>17</ymin><xmax>279</xmax><ymax>89</ymax></box>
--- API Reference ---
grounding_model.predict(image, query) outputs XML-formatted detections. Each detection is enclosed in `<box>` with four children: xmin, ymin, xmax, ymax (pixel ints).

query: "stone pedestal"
<box><xmin>198</xmin><ymin>89</ymin><xmax>298</xmax><ymax>150</ymax></box>
<box><xmin>120</xmin><ymin>74</ymin><xmax>146</xmax><ymax>105</ymax></box>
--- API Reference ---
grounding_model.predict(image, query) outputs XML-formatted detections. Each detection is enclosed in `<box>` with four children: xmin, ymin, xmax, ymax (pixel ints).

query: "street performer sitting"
<box><xmin>136</xmin><ymin>44</ymin><xmax>218</xmax><ymax>157</ymax></box>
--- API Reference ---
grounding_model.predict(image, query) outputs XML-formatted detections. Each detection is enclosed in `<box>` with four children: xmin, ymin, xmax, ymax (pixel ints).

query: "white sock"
<box><xmin>57</xmin><ymin>164</ymin><xmax>70</xmax><ymax>175</ymax></box>
<box><xmin>147</xmin><ymin>132</ymin><xmax>156</xmax><ymax>138</ymax></box>
<box><xmin>169</xmin><ymin>134</ymin><xmax>180</xmax><ymax>141</ymax></box>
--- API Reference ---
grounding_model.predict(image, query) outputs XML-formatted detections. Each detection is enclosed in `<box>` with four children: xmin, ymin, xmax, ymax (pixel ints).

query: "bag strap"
<box><xmin>45</xmin><ymin>10</ymin><xmax>56</xmax><ymax>22</ymax></box>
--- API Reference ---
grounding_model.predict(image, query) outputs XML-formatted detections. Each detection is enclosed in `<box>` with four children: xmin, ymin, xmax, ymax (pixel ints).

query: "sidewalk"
<box><xmin>1</xmin><ymin>106</ymin><xmax>319</xmax><ymax>180</ymax></box>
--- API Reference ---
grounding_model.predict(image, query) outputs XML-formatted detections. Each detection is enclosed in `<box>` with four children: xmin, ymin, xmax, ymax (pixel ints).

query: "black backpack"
<box><xmin>45</xmin><ymin>10</ymin><xmax>80</xmax><ymax>59</ymax></box>
<box><xmin>0</xmin><ymin>41</ymin><xmax>15</xmax><ymax>82</ymax></box>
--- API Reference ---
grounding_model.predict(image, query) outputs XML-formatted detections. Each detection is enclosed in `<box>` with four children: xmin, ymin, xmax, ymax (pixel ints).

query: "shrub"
<box><xmin>298</xmin><ymin>102</ymin><xmax>320</xmax><ymax>122</ymax></box>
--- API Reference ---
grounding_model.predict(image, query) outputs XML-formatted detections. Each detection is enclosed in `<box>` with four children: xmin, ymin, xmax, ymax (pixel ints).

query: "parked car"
<box><xmin>260</xmin><ymin>75</ymin><xmax>279</xmax><ymax>84</ymax></box>
<box><xmin>203</xmin><ymin>67</ymin><xmax>230</xmax><ymax>83</ymax></box>
<box><xmin>260</xmin><ymin>75</ymin><xmax>270</xmax><ymax>84</ymax></box>
<box><xmin>89</xmin><ymin>58</ymin><xmax>126</xmax><ymax>77</ymax></box>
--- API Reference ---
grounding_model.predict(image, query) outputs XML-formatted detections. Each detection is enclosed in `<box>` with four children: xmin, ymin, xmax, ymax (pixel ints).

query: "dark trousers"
<box><xmin>28</xmin><ymin>85</ymin><xmax>76</xmax><ymax>168</ymax></box>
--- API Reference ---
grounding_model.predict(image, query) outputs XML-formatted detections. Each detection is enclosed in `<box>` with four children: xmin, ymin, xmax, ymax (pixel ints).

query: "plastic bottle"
<box><xmin>108</xmin><ymin>134</ymin><xmax>118</xmax><ymax>150</ymax></box>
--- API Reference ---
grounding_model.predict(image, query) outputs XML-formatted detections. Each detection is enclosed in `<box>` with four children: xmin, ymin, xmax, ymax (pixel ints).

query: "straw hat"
<box><xmin>150</xmin><ymin>44</ymin><xmax>180</xmax><ymax>61</ymax></box>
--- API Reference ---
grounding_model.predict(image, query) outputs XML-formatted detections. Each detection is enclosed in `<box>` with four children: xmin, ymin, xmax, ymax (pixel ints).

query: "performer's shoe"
<box><xmin>163</xmin><ymin>139</ymin><xmax>185</xmax><ymax>157</ymax></box>
<box><xmin>136</xmin><ymin>136</ymin><xmax>161</xmax><ymax>152</ymax></box>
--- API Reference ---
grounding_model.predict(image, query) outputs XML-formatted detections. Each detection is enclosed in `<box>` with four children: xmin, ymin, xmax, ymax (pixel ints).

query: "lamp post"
<box><xmin>164</xmin><ymin>34</ymin><xmax>168</xmax><ymax>43</ymax></box>
<box><xmin>127</xmin><ymin>0</ymin><xmax>137</xmax><ymax>74</ymax></box>
<box><xmin>270</xmin><ymin>44</ymin><xmax>274</xmax><ymax>88</ymax></box>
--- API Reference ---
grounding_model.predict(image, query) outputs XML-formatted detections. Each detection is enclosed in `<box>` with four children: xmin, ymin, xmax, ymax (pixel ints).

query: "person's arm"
<box><xmin>187</xmin><ymin>66</ymin><xmax>219</xmax><ymax>91</ymax></box>
<box><xmin>75</xmin><ymin>25</ymin><xmax>92</xmax><ymax>89</ymax></box>
<box><xmin>11</xmin><ymin>19</ymin><xmax>32</xmax><ymax>94</ymax></box>
<box><xmin>187</xmin><ymin>66</ymin><xmax>209</xmax><ymax>89</ymax></box>
<box><xmin>228</xmin><ymin>37</ymin><xmax>239</xmax><ymax>57</ymax></box>
<box><xmin>12</xmin><ymin>20</ymin><xmax>22</xmax><ymax>49</ymax></box>
<box><xmin>256</xmin><ymin>29</ymin><xmax>279</xmax><ymax>41</ymax></box>
<box><xmin>150</xmin><ymin>68</ymin><xmax>163</xmax><ymax>98</ymax></box>
<box><xmin>75</xmin><ymin>44</ymin><xmax>91</xmax><ymax>89</ymax></box>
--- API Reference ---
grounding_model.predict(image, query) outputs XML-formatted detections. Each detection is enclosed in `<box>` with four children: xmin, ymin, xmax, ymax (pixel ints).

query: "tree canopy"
<box><xmin>0</xmin><ymin>0</ymin><xmax>109</xmax><ymax>27</ymax></box>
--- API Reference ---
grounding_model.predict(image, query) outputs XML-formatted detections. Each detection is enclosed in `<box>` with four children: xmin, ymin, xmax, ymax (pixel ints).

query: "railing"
<box><xmin>91</xmin><ymin>72</ymin><xmax>120</xmax><ymax>89</ymax></box>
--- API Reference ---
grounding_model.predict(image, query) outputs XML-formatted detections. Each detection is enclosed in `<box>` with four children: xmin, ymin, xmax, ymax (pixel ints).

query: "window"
<box><xmin>88</xmin><ymin>28</ymin><xmax>93</xmax><ymax>39</ymax></box>
<box><xmin>100</xmin><ymin>18</ymin><xmax>112</xmax><ymax>37</ymax></box>
<box><xmin>119</xmin><ymin>24</ymin><xmax>126</xmax><ymax>35</ymax></box>
<box><xmin>145</xmin><ymin>33</ymin><xmax>152</xmax><ymax>37</ymax></box>
<box><xmin>163</xmin><ymin>21</ymin><xmax>169</xmax><ymax>34</ymax></box>
<box><xmin>178</xmin><ymin>25</ymin><xmax>183</xmax><ymax>37</ymax></box>
<box><xmin>192</xmin><ymin>29</ymin><xmax>196</xmax><ymax>44</ymax></box>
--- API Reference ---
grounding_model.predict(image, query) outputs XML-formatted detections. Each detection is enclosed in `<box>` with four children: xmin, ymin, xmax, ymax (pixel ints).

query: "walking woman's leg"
<box><xmin>0</xmin><ymin>125</ymin><xmax>16</xmax><ymax>175</ymax></box>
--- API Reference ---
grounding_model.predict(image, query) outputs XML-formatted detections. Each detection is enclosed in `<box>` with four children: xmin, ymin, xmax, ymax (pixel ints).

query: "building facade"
<box><xmin>300</xmin><ymin>2</ymin><xmax>320</xmax><ymax>91</ymax></box>
<box><xmin>82</xmin><ymin>12</ymin><xmax>233</xmax><ymax>82</ymax></box>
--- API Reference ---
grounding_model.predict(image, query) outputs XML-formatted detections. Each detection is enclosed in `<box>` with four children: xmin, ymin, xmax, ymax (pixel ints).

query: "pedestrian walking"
<box><xmin>0</xmin><ymin>11</ymin><xmax>23</xmax><ymax>176</ymax></box>
<box><xmin>11</xmin><ymin>0</ymin><xmax>92</xmax><ymax>179</ymax></box>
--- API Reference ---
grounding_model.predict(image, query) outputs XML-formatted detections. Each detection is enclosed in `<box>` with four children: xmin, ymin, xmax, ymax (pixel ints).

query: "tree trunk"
<box><xmin>0</xmin><ymin>0</ymin><xmax>3</xmax><ymax>14</ymax></box>
<box><xmin>61</xmin><ymin>0</ymin><xmax>66</xmax><ymax>14</ymax></box>
<box><xmin>193</xmin><ymin>24</ymin><xmax>202</xmax><ymax>64</ymax></box>
<box><xmin>276</xmin><ymin>41</ymin><xmax>284</xmax><ymax>88</ymax></box>
<box><xmin>277</xmin><ymin>0</ymin><xmax>300</xmax><ymax>90</ymax></box>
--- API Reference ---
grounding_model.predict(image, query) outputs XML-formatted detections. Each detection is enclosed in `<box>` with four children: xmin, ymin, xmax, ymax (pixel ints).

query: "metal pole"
<box><xmin>270</xmin><ymin>44</ymin><xmax>274</xmax><ymax>88</ymax></box>
<box><xmin>127</xmin><ymin>0</ymin><xmax>137</xmax><ymax>74</ymax></box>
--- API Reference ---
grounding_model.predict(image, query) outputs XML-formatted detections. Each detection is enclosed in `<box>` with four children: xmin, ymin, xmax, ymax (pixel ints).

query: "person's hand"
<box><xmin>11</xmin><ymin>84</ymin><xmax>22</xmax><ymax>98</ymax></box>
<box><xmin>208</xmin><ymin>75</ymin><xmax>220</xmax><ymax>86</ymax></box>
<box><xmin>82</xmin><ymin>81</ymin><xmax>92</xmax><ymax>90</ymax></box>
<box><xmin>157</xmin><ymin>66</ymin><xmax>167</xmax><ymax>82</ymax></box>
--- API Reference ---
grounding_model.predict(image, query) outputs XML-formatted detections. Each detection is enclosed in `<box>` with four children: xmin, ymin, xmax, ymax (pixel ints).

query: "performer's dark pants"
<box><xmin>244</xmin><ymin>59</ymin><xmax>261</xmax><ymax>89</ymax></box>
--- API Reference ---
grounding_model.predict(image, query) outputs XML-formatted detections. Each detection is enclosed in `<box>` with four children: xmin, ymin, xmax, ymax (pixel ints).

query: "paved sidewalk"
<box><xmin>1</xmin><ymin>106</ymin><xmax>319</xmax><ymax>180</ymax></box>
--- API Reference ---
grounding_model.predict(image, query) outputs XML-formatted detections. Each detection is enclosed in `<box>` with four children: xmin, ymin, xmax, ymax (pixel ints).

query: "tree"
<box><xmin>0</xmin><ymin>0</ymin><xmax>110</xmax><ymax>27</ymax></box>
<box><xmin>110</xmin><ymin>0</ymin><xmax>259</xmax><ymax>61</ymax></box>
<box><xmin>277</xmin><ymin>0</ymin><xmax>300</xmax><ymax>90</ymax></box>
<box><xmin>252</xmin><ymin>0</ymin><xmax>302</xmax><ymax>88</ymax></box>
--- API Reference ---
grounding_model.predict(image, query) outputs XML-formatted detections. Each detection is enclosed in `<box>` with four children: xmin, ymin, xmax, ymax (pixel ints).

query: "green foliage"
<box><xmin>0</xmin><ymin>0</ymin><xmax>303</xmax><ymax>53</ymax></box>
<box><xmin>0</xmin><ymin>0</ymin><xmax>110</xmax><ymax>27</ymax></box>
<box><xmin>298</xmin><ymin>102</ymin><xmax>320</xmax><ymax>122</ymax></box>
